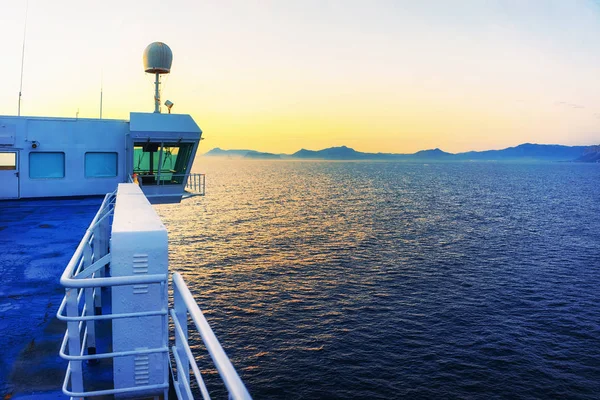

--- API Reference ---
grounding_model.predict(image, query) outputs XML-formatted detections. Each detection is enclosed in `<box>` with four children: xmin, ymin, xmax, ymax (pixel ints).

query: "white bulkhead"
<box><xmin>0</xmin><ymin>112</ymin><xmax>202</xmax><ymax>203</ymax></box>
<box><xmin>0</xmin><ymin>117</ymin><xmax>129</xmax><ymax>199</ymax></box>
<box><xmin>110</xmin><ymin>183</ymin><xmax>169</xmax><ymax>396</ymax></box>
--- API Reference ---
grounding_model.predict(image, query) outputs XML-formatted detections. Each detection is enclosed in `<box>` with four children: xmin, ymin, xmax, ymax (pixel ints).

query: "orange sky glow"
<box><xmin>1</xmin><ymin>0</ymin><xmax>599</xmax><ymax>154</ymax></box>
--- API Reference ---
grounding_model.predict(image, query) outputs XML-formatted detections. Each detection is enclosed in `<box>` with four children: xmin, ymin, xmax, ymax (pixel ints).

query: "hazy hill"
<box><xmin>454</xmin><ymin>143</ymin><xmax>589</xmax><ymax>161</ymax></box>
<box><xmin>292</xmin><ymin>146</ymin><xmax>366</xmax><ymax>159</ymax></box>
<box><xmin>244</xmin><ymin>151</ymin><xmax>282</xmax><ymax>159</ymax></box>
<box><xmin>204</xmin><ymin>148</ymin><xmax>258</xmax><ymax>157</ymax></box>
<box><xmin>575</xmin><ymin>146</ymin><xmax>600</xmax><ymax>163</ymax></box>
<box><xmin>412</xmin><ymin>148</ymin><xmax>453</xmax><ymax>159</ymax></box>
<box><xmin>204</xmin><ymin>143</ymin><xmax>598</xmax><ymax>161</ymax></box>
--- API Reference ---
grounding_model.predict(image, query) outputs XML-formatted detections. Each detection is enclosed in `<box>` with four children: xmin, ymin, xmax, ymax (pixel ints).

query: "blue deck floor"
<box><xmin>0</xmin><ymin>197</ymin><xmax>102</xmax><ymax>398</ymax></box>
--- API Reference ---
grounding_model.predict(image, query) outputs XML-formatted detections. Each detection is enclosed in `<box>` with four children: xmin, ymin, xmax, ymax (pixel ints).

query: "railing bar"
<box><xmin>62</xmin><ymin>362</ymin><xmax>72</xmax><ymax>397</ymax></box>
<box><xmin>57</xmin><ymin>308</ymin><xmax>86</xmax><ymax>361</ymax></box>
<box><xmin>62</xmin><ymin>273</ymin><xmax>167</xmax><ymax>288</ymax></box>
<box><xmin>63</xmin><ymin>379</ymin><xmax>169</xmax><ymax>398</ymax></box>
<box><xmin>89</xmin><ymin>205</ymin><xmax>113</xmax><ymax>230</ymax></box>
<box><xmin>57</xmin><ymin>308</ymin><xmax>167</xmax><ymax>322</ymax></box>
<box><xmin>73</xmin><ymin>253</ymin><xmax>112</xmax><ymax>279</ymax></box>
<box><xmin>76</xmin><ymin>288</ymin><xmax>84</xmax><ymax>304</ymax></box>
<box><xmin>172</xmin><ymin>273</ymin><xmax>251</xmax><ymax>400</ymax></box>
<box><xmin>172</xmin><ymin>376</ymin><xmax>184</xmax><ymax>400</ymax></box>
<box><xmin>77</xmin><ymin>308</ymin><xmax>86</xmax><ymax>335</ymax></box>
<box><xmin>60</xmin><ymin>346</ymin><xmax>169</xmax><ymax>361</ymax></box>
<box><xmin>170</xmin><ymin>309</ymin><xmax>212</xmax><ymax>400</ymax></box>
<box><xmin>60</xmin><ymin>192</ymin><xmax>114</xmax><ymax>283</ymax></box>
<box><xmin>59</xmin><ymin>328</ymin><xmax>69</xmax><ymax>358</ymax></box>
<box><xmin>80</xmin><ymin>326</ymin><xmax>88</xmax><ymax>357</ymax></box>
<box><xmin>172</xmin><ymin>344</ymin><xmax>195</xmax><ymax>400</ymax></box>
<box><xmin>74</xmin><ymin>257</ymin><xmax>85</xmax><ymax>276</ymax></box>
<box><xmin>57</xmin><ymin>295</ymin><xmax>68</xmax><ymax>319</ymax></box>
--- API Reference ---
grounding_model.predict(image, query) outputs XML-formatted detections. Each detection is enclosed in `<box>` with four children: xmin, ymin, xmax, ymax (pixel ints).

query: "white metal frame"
<box><xmin>185</xmin><ymin>173</ymin><xmax>206</xmax><ymax>195</ymax></box>
<box><xmin>56</xmin><ymin>190</ymin><xmax>170</xmax><ymax>399</ymax></box>
<box><xmin>57</xmin><ymin>189</ymin><xmax>251</xmax><ymax>400</ymax></box>
<box><xmin>171</xmin><ymin>272</ymin><xmax>252</xmax><ymax>400</ymax></box>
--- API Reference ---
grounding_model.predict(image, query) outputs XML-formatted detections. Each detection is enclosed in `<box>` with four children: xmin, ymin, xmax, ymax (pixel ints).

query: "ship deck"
<box><xmin>0</xmin><ymin>197</ymin><xmax>103</xmax><ymax>398</ymax></box>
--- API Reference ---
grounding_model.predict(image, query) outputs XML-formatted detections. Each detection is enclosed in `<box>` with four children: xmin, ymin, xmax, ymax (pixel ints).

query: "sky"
<box><xmin>1</xmin><ymin>0</ymin><xmax>600</xmax><ymax>154</ymax></box>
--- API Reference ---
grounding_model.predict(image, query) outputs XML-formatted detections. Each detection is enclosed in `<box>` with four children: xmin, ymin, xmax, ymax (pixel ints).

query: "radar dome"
<box><xmin>143</xmin><ymin>42</ymin><xmax>173</xmax><ymax>74</ymax></box>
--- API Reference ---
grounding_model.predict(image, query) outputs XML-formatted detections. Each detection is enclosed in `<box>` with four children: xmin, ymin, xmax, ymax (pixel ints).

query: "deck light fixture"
<box><xmin>165</xmin><ymin>100</ymin><xmax>174</xmax><ymax>114</ymax></box>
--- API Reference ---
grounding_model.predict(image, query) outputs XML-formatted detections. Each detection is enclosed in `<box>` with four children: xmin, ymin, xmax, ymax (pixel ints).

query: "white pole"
<box><xmin>100</xmin><ymin>72</ymin><xmax>103</xmax><ymax>119</ymax></box>
<box><xmin>66</xmin><ymin>288</ymin><xmax>84</xmax><ymax>399</ymax></box>
<box><xmin>18</xmin><ymin>0</ymin><xmax>29</xmax><ymax>116</ymax></box>
<box><xmin>154</xmin><ymin>73</ymin><xmax>161</xmax><ymax>113</ymax></box>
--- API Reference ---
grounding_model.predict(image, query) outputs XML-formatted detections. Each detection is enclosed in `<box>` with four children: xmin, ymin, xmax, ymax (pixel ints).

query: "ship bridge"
<box><xmin>128</xmin><ymin>112</ymin><xmax>204</xmax><ymax>204</ymax></box>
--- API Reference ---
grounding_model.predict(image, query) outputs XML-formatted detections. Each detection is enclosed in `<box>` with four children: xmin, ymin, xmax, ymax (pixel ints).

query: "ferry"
<box><xmin>0</xmin><ymin>42</ymin><xmax>251</xmax><ymax>399</ymax></box>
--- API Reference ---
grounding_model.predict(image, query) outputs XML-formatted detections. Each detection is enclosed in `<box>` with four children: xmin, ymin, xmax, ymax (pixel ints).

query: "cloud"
<box><xmin>555</xmin><ymin>101</ymin><xmax>585</xmax><ymax>109</ymax></box>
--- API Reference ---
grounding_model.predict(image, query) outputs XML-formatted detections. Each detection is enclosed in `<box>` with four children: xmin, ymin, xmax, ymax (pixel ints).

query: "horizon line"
<box><xmin>203</xmin><ymin>142</ymin><xmax>600</xmax><ymax>156</ymax></box>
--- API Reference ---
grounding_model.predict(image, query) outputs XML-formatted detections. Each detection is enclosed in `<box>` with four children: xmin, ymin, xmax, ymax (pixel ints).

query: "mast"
<box><xmin>154</xmin><ymin>72</ymin><xmax>160</xmax><ymax>113</ymax></box>
<box><xmin>100</xmin><ymin>72</ymin><xmax>103</xmax><ymax>119</ymax></box>
<box><xmin>143</xmin><ymin>42</ymin><xmax>172</xmax><ymax>113</ymax></box>
<box><xmin>18</xmin><ymin>0</ymin><xmax>29</xmax><ymax>116</ymax></box>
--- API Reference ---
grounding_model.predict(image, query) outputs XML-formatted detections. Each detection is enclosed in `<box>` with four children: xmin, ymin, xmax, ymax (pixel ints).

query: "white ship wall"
<box><xmin>0</xmin><ymin>116</ymin><xmax>129</xmax><ymax>198</ymax></box>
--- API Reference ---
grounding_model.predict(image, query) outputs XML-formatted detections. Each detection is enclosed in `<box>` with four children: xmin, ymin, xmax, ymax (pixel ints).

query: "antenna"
<box><xmin>100</xmin><ymin>71</ymin><xmax>103</xmax><ymax>119</ymax></box>
<box><xmin>143</xmin><ymin>42</ymin><xmax>173</xmax><ymax>113</ymax></box>
<box><xmin>18</xmin><ymin>0</ymin><xmax>29</xmax><ymax>116</ymax></box>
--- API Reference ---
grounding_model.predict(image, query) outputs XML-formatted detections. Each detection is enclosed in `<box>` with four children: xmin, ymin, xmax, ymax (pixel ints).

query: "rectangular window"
<box><xmin>0</xmin><ymin>152</ymin><xmax>16</xmax><ymax>170</ymax></box>
<box><xmin>85</xmin><ymin>152</ymin><xmax>118</xmax><ymax>178</ymax></box>
<box><xmin>133</xmin><ymin>142</ymin><xmax>193</xmax><ymax>185</ymax></box>
<box><xmin>29</xmin><ymin>152</ymin><xmax>65</xmax><ymax>178</ymax></box>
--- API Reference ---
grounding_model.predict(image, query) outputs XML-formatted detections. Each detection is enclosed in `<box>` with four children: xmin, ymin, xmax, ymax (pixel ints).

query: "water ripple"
<box><xmin>157</xmin><ymin>160</ymin><xmax>600</xmax><ymax>399</ymax></box>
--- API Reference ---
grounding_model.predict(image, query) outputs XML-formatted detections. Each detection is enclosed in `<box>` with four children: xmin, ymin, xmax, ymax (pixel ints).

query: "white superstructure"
<box><xmin>0</xmin><ymin>112</ymin><xmax>203</xmax><ymax>203</ymax></box>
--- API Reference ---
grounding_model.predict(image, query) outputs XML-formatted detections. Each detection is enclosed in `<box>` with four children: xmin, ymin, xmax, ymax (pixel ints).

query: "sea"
<box><xmin>156</xmin><ymin>159</ymin><xmax>600</xmax><ymax>399</ymax></box>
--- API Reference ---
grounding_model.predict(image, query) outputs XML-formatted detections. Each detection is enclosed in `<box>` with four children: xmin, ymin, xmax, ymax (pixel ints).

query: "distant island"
<box><xmin>204</xmin><ymin>143</ymin><xmax>600</xmax><ymax>162</ymax></box>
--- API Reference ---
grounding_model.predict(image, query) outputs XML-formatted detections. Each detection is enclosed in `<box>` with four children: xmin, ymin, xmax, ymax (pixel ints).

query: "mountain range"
<box><xmin>204</xmin><ymin>143</ymin><xmax>600</xmax><ymax>162</ymax></box>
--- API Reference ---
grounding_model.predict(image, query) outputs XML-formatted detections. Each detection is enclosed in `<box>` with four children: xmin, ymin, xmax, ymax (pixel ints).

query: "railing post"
<box><xmin>174</xmin><ymin>280</ymin><xmax>190</xmax><ymax>397</ymax></box>
<box><xmin>66</xmin><ymin>288</ymin><xmax>83</xmax><ymax>399</ymax></box>
<box><xmin>83</xmin><ymin>243</ymin><xmax>97</xmax><ymax>361</ymax></box>
<box><xmin>92</xmin><ymin>224</ymin><xmax>103</xmax><ymax>315</ymax></box>
<box><xmin>102</xmin><ymin>210</ymin><xmax>111</xmax><ymax>276</ymax></box>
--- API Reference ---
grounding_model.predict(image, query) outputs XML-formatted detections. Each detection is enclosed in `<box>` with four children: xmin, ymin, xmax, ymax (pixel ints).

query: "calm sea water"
<box><xmin>157</xmin><ymin>159</ymin><xmax>600</xmax><ymax>399</ymax></box>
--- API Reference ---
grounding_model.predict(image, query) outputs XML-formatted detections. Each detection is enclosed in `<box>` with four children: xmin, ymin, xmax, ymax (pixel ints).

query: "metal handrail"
<box><xmin>128</xmin><ymin>172</ymin><xmax>206</xmax><ymax>196</ymax></box>
<box><xmin>59</xmin><ymin>190</ymin><xmax>115</xmax><ymax>287</ymax></box>
<box><xmin>171</xmin><ymin>272</ymin><xmax>252</xmax><ymax>400</ymax></box>
<box><xmin>57</xmin><ymin>186</ymin><xmax>248</xmax><ymax>400</ymax></box>
<box><xmin>185</xmin><ymin>173</ymin><xmax>206</xmax><ymax>195</ymax></box>
<box><xmin>57</xmin><ymin>188</ymin><xmax>172</xmax><ymax>399</ymax></box>
<box><xmin>62</xmin><ymin>363</ymin><xmax>169</xmax><ymax>398</ymax></box>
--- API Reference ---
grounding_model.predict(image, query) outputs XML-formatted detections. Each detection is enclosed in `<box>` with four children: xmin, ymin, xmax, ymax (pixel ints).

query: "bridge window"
<box><xmin>29</xmin><ymin>152</ymin><xmax>65</xmax><ymax>179</ymax></box>
<box><xmin>85</xmin><ymin>152</ymin><xmax>118</xmax><ymax>178</ymax></box>
<box><xmin>133</xmin><ymin>142</ymin><xmax>194</xmax><ymax>184</ymax></box>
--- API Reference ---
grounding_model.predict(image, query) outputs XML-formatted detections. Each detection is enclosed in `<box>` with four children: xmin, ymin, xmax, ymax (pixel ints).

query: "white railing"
<box><xmin>171</xmin><ymin>272</ymin><xmax>252</xmax><ymax>400</ymax></box>
<box><xmin>56</xmin><ymin>190</ymin><xmax>170</xmax><ymax>399</ymax></box>
<box><xmin>185</xmin><ymin>173</ymin><xmax>206</xmax><ymax>196</ymax></box>
<box><xmin>57</xmin><ymin>189</ymin><xmax>249</xmax><ymax>400</ymax></box>
<box><xmin>128</xmin><ymin>172</ymin><xmax>206</xmax><ymax>196</ymax></box>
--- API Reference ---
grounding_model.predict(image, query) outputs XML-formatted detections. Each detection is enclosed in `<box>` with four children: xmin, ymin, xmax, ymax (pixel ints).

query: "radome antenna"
<box><xmin>18</xmin><ymin>0</ymin><xmax>29</xmax><ymax>116</ymax></box>
<box><xmin>143</xmin><ymin>42</ymin><xmax>173</xmax><ymax>113</ymax></box>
